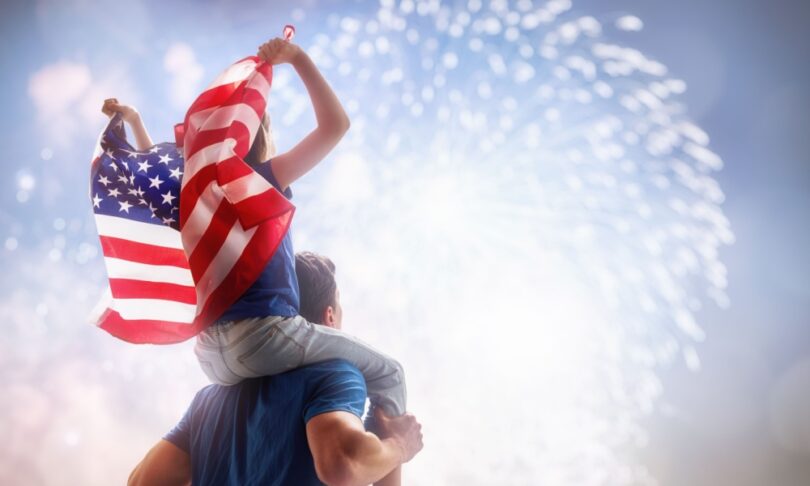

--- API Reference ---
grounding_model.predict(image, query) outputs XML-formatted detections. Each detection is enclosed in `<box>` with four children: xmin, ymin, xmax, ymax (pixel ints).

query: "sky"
<box><xmin>1</xmin><ymin>0</ymin><xmax>809</xmax><ymax>485</ymax></box>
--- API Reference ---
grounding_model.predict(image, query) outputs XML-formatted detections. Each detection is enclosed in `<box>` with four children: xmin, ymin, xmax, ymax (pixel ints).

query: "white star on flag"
<box><xmin>118</xmin><ymin>200</ymin><xmax>133</xmax><ymax>213</ymax></box>
<box><xmin>137</xmin><ymin>160</ymin><xmax>153</xmax><ymax>172</ymax></box>
<box><xmin>161</xmin><ymin>191</ymin><xmax>176</xmax><ymax>206</ymax></box>
<box><xmin>149</xmin><ymin>174</ymin><xmax>164</xmax><ymax>189</ymax></box>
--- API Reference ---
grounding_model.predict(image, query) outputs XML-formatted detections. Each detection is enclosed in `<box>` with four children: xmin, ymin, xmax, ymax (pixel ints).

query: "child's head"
<box><xmin>295</xmin><ymin>251</ymin><xmax>342</xmax><ymax>329</ymax></box>
<box><xmin>244</xmin><ymin>112</ymin><xmax>276</xmax><ymax>166</ymax></box>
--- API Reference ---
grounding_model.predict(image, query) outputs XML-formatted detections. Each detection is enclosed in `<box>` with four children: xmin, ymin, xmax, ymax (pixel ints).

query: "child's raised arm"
<box><xmin>258</xmin><ymin>38</ymin><xmax>350</xmax><ymax>191</ymax></box>
<box><xmin>101</xmin><ymin>98</ymin><xmax>155</xmax><ymax>151</ymax></box>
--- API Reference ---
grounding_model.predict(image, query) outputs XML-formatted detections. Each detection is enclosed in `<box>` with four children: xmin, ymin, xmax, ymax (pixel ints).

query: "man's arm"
<box><xmin>127</xmin><ymin>439</ymin><xmax>191</xmax><ymax>486</ymax></box>
<box><xmin>306</xmin><ymin>410</ymin><xmax>422</xmax><ymax>486</ymax></box>
<box><xmin>374</xmin><ymin>465</ymin><xmax>402</xmax><ymax>486</ymax></box>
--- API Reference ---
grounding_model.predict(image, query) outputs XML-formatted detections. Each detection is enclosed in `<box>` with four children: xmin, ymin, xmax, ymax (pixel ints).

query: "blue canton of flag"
<box><xmin>91</xmin><ymin>114</ymin><xmax>184</xmax><ymax>230</ymax></box>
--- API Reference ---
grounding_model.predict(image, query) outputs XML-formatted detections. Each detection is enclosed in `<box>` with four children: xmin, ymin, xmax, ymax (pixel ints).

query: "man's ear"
<box><xmin>321</xmin><ymin>305</ymin><xmax>335</xmax><ymax>328</ymax></box>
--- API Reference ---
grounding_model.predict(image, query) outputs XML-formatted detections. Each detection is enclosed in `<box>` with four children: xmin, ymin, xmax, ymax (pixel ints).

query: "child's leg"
<box><xmin>197</xmin><ymin>315</ymin><xmax>407</xmax><ymax>415</ymax></box>
<box><xmin>274</xmin><ymin>316</ymin><xmax>407</xmax><ymax>417</ymax></box>
<box><xmin>195</xmin><ymin>316</ymin><xmax>407</xmax><ymax>415</ymax></box>
<box><xmin>194</xmin><ymin>316</ymin><xmax>296</xmax><ymax>385</ymax></box>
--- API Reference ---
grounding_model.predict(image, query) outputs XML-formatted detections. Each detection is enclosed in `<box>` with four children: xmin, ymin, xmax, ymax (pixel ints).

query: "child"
<box><xmin>103</xmin><ymin>37</ymin><xmax>406</xmax><ymax>417</ymax></box>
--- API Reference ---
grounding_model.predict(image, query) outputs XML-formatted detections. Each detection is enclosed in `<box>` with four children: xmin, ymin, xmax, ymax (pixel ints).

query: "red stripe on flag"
<box><xmin>109</xmin><ymin>278</ymin><xmax>197</xmax><ymax>304</ymax></box>
<box><xmin>179</xmin><ymin>164</ymin><xmax>217</xmax><ymax>228</ymax></box>
<box><xmin>98</xmin><ymin>308</ymin><xmax>202</xmax><ymax>345</ymax></box>
<box><xmin>185</xmin><ymin>76</ymin><xmax>250</xmax><ymax>122</ymax></box>
<box><xmin>193</xmin><ymin>210</ymin><xmax>293</xmax><ymax>326</ymax></box>
<box><xmin>215</xmin><ymin>155</ymin><xmax>257</xmax><ymax>186</ymax></box>
<box><xmin>186</xmin><ymin>201</ymin><xmax>239</xmax><ymax>283</ymax></box>
<box><xmin>185</xmin><ymin>125</ymin><xmax>250</xmax><ymax>161</ymax></box>
<box><xmin>233</xmin><ymin>188</ymin><xmax>296</xmax><ymax>229</ymax></box>
<box><xmin>99</xmin><ymin>236</ymin><xmax>190</xmax><ymax>268</ymax></box>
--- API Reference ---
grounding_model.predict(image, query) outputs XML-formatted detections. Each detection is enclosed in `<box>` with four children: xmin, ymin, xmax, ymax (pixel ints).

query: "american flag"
<box><xmin>178</xmin><ymin>54</ymin><xmax>294</xmax><ymax>338</ymax></box>
<box><xmin>91</xmin><ymin>51</ymin><xmax>295</xmax><ymax>344</ymax></box>
<box><xmin>90</xmin><ymin>114</ymin><xmax>197</xmax><ymax>343</ymax></box>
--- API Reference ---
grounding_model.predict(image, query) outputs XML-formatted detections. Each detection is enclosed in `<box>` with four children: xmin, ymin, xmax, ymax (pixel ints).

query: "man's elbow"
<box><xmin>313</xmin><ymin>454</ymin><xmax>360</xmax><ymax>486</ymax></box>
<box><xmin>127</xmin><ymin>465</ymin><xmax>142</xmax><ymax>486</ymax></box>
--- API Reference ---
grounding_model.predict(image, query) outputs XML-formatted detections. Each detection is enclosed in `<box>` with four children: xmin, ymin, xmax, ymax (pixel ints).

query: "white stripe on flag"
<box><xmin>187</xmin><ymin>106</ymin><xmax>218</xmax><ymax>134</ymax></box>
<box><xmin>104</xmin><ymin>257</ymin><xmax>194</xmax><ymax>286</ymax></box>
<box><xmin>197</xmin><ymin>102</ymin><xmax>262</xmax><ymax>137</ymax></box>
<box><xmin>246</xmin><ymin>72</ymin><xmax>270</xmax><ymax>95</ymax></box>
<box><xmin>180</xmin><ymin>180</ymin><xmax>224</xmax><ymax>256</ymax></box>
<box><xmin>195</xmin><ymin>221</ymin><xmax>257</xmax><ymax>315</ymax></box>
<box><xmin>206</xmin><ymin>59</ymin><xmax>257</xmax><ymax>90</ymax></box>
<box><xmin>95</xmin><ymin>214</ymin><xmax>183</xmax><ymax>250</ymax></box>
<box><xmin>111</xmin><ymin>298</ymin><xmax>197</xmax><ymax>323</ymax></box>
<box><xmin>219</xmin><ymin>172</ymin><xmax>272</xmax><ymax>205</ymax></box>
<box><xmin>183</xmin><ymin>139</ymin><xmax>237</xmax><ymax>183</ymax></box>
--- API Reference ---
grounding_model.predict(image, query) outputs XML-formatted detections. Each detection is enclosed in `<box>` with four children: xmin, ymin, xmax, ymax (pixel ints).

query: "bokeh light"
<box><xmin>14</xmin><ymin>0</ymin><xmax>809</xmax><ymax>484</ymax></box>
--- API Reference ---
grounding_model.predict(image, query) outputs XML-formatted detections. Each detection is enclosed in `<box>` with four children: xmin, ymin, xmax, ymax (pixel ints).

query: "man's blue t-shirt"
<box><xmin>218</xmin><ymin>161</ymin><xmax>300</xmax><ymax>321</ymax></box>
<box><xmin>164</xmin><ymin>360</ymin><xmax>367</xmax><ymax>486</ymax></box>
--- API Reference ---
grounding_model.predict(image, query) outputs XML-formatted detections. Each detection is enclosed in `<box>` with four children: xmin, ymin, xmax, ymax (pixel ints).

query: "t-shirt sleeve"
<box><xmin>303</xmin><ymin>360</ymin><xmax>368</xmax><ymax>423</ymax></box>
<box><xmin>163</xmin><ymin>403</ymin><xmax>192</xmax><ymax>453</ymax></box>
<box><xmin>252</xmin><ymin>159</ymin><xmax>293</xmax><ymax>200</ymax></box>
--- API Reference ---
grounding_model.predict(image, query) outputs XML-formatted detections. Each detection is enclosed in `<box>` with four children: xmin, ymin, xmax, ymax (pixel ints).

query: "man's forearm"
<box><xmin>341</xmin><ymin>432</ymin><xmax>403</xmax><ymax>486</ymax></box>
<box><xmin>374</xmin><ymin>464</ymin><xmax>402</xmax><ymax>486</ymax></box>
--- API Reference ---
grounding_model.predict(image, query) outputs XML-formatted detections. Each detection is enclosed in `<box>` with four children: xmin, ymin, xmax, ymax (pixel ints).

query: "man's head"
<box><xmin>245</xmin><ymin>113</ymin><xmax>276</xmax><ymax>166</ymax></box>
<box><xmin>295</xmin><ymin>251</ymin><xmax>342</xmax><ymax>329</ymax></box>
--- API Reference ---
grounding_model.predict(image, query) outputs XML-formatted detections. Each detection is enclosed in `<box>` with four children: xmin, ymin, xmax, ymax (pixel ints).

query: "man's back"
<box><xmin>164</xmin><ymin>360</ymin><xmax>366</xmax><ymax>486</ymax></box>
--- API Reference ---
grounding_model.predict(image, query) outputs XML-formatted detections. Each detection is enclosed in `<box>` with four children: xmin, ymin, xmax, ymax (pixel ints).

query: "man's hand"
<box><xmin>373</xmin><ymin>408</ymin><xmax>424</xmax><ymax>464</ymax></box>
<box><xmin>257</xmin><ymin>37</ymin><xmax>303</xmax><ymax>65</ymax></box>
<box><xmin>101</xmin><ymin>98</ymin><xmax>140</xmax><ymax>124</ymax></box>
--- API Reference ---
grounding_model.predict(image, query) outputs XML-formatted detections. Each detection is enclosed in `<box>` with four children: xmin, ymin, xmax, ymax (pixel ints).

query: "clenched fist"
<box><xmin>257</xmin><ymin>37</ymin><xmax>303</xmax><ymax>65</ymax></box>
<box><xmin>101</xmin><ymin>98</ymin><xmax>140</xmax><ymax>124</ymax></box>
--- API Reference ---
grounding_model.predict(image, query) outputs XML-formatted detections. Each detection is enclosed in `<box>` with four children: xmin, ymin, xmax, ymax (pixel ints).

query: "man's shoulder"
<box><xmin>279</xmin><ymin>359</ymin><xmax>364</xmax><ymax>390</ymax></box>
<box><xmin>294</xmin><ymin>359</ymin><xmax>361</xmax><ymax>376</ymax></box>
<box><xmin>196</xmin><ymin>360</ymin><xmax>362</xmax><ymax>397</ymax></box>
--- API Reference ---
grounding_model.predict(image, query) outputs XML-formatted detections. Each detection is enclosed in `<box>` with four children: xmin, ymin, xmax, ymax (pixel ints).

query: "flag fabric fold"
<box><xmin>90</xmin><ymin>54</ymin><xmax>295</xmax><ymax>344</ymax></box>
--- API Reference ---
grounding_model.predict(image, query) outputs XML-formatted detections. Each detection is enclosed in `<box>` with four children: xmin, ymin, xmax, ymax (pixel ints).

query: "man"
<box><xmin>128</xmin><ymin>252</ymin><xmax>423</xmax><ymax>486</ymax></box>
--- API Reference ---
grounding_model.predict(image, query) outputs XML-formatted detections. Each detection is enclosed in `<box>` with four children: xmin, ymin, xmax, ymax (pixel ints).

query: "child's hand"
<box><xmin>373</xmin><ymin>407</ymin><xmax>424</xmax><ymax>464</ymax></box>
<box><xmin>101</xmin><ymin>98</ymin><xmax>140</xmax><ymax>124</ymax></box>
<box><xmin>257</xmin><ymin>38</ymin><xmax>302</xmax><ymax>65</ymax></box>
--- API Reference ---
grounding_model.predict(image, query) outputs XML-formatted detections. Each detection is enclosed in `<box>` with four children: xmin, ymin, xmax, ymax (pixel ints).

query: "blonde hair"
<box><xmin>245</xmin><ymin>113</ymin><xmax>276</xmax><ymax>166</ymax></box>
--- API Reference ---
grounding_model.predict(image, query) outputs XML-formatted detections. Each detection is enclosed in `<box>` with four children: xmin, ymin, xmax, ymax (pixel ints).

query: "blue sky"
<box><xmin>1</xmin><ymin>0</ymin><xmax>809</xmax><ymax>484</ymax></box>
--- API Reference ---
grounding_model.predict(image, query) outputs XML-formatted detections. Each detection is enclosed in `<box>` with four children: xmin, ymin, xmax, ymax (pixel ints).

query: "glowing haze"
<box><xmin>2</xmin><ymin>0</ymin><xmax>731</xmax><ymax>484</ymax></box>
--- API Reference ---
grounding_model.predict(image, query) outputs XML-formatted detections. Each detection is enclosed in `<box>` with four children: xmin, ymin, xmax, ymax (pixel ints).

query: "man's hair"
<box><xmin>244</xmin><ymin>113</ymin><xmax>274</xmax><ymax>166</ymax></box>
<box><xmin>295</xmin><ymin>251</ymin><xmax>337</xmax><ymax>324</ymax></box>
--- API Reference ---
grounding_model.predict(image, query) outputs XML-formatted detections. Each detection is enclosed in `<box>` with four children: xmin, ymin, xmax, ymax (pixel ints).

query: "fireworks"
<box><xmin>1</xmin><ymin>1</ymin><xmax>732</xmax><ymax>484</ymax></box>
<box><xmin>267</xmin><ymin>1</ymin><xmax>733</xmax><ymax>483</ymax></box>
